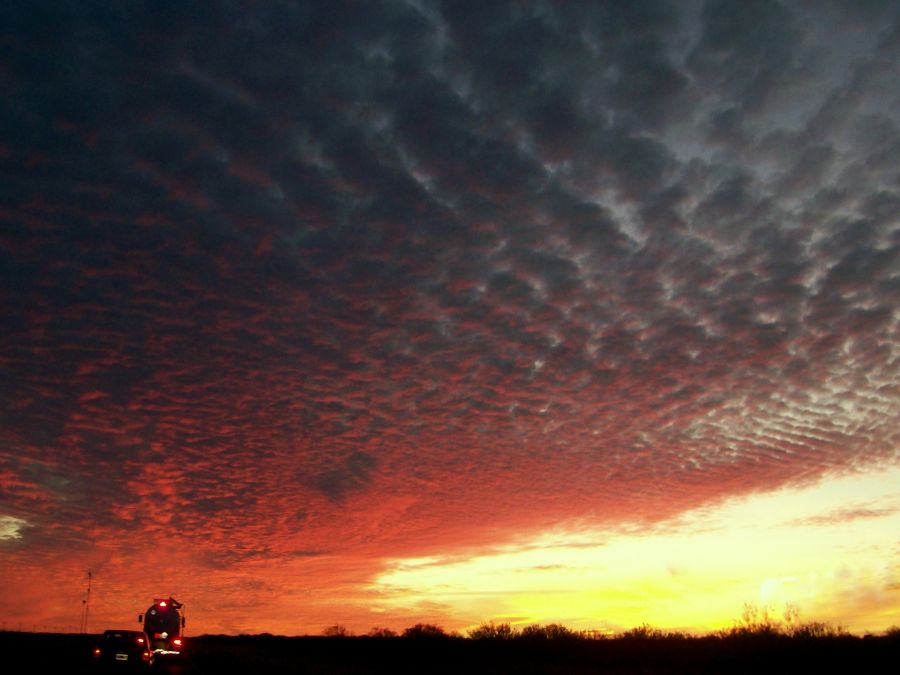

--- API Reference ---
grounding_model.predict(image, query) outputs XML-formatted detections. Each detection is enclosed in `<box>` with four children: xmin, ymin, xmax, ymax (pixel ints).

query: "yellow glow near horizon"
<box><xmin>372</xmin><ymin>464</ymin><xmax>900</xmax><ymax>634</ymax></box>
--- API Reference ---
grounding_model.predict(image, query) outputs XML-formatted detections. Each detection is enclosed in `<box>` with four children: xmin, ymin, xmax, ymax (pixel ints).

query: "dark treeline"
<box><xmin>3</xmin><ymin>625</ymin><xmax>899</xmax><ymax>674</ymax></box>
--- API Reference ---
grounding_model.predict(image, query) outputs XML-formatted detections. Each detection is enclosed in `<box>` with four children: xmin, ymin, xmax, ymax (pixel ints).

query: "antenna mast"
<box><xmin>81</xmin><ymin>570</ymin><xmax>92</xmax><ymax>633</ymax></box>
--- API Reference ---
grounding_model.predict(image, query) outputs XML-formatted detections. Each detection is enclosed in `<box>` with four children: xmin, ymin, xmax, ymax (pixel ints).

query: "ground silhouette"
<box><xmin>3</xmin><ymin>624</ymin><xmax>897</xmax><ymax>674</ymax></box>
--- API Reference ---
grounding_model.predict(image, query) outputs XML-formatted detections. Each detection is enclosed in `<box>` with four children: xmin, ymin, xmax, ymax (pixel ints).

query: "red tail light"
<box><xmin>142</xmin><ymin>651</ymin><xmax>151</xmax><ymax>661</ymax></box>
<box><xmin>93</xmin><ymin>648</ymin><xmax>102</xmax><ymax>657</ymax></box>
<box><xmin>172</xmin><ymin>637</ymin><xmax>183</xmax><ymax>648</ymax></box>
<box><xmin>136</xmin><ymin>637</ymin><xmax>145</xmax><ymax>644</ymax></box>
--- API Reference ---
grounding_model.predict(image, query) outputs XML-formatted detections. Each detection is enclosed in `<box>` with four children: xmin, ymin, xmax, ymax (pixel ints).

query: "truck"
<box><xmin>139</xmin><ymin>597</ymin><xmax>185</xmax><ymax>656</ymax></box>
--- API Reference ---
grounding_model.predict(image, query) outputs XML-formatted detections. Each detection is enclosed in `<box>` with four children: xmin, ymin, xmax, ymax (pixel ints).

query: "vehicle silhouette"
<box><xmin>92</xmin><ymin>629</ymin><xmax>154</xmax><ymax>671</ymax></box>
<box><xmin>139</xmin><ymin>598</ymin><xmax>186</xmax><ymax>657</ymax></box>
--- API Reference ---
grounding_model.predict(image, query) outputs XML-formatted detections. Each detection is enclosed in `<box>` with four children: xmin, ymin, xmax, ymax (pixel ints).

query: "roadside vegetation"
<box><xmin>296</xmin><ymin>604</ymin><xmax>897</xmax><ymax>673</ymax></box>
<box><xmin>3</xmin><ymin>604</ymin><xmax>897</xmax><ymax>674</ymax></box>
<box><xmin>318</xmin><ymin>602</ymin><xmax>884</xmax><ymax>642</ymax></box>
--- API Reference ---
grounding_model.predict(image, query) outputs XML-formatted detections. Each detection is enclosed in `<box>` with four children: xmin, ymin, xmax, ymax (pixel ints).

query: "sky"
<box><xmin>1</xmin><ymin>0</ymin><xmax>899</xmax><ymax>637</ymax></box>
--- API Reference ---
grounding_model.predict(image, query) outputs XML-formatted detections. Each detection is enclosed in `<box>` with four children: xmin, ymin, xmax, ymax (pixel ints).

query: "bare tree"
<box><xmin>468</xmin><ymin>622</ymin><xmax>517</xmax><ymax>639</ymax></box>
<box><xmin>323</xmin><ymin>624</ymin><xmax>351</xmax><ymax>637</ymax></box>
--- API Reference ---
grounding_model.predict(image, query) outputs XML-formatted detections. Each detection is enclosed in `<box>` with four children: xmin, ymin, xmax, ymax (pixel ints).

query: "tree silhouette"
<box><xmin>322</xmin><ymin>624</ymin><xmax>350</xmax><ymax>637</ymax></box>
<box><xmin>468</xmin><ymin>622</ymin><xmax>516</xmax><ymax>639</ymax></box>
<box><xmin>367</xmin><ymin>626</ymin><xmax>397</xmax><ymax>638</ymax></box>
<box><xmin>519</xmin><ymin>623</ymin><xmax>579</xmax><ymax>640</ymax></box>
<box><xmin>402</xmin><ymin>623</ymin><xmax>448</xmax><ymax>639</ymax></box>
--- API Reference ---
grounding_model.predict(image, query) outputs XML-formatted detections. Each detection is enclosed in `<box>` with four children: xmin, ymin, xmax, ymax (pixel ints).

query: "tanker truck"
<box><xmin>139</xmin><ymin>597</ymin><xmax>185</xmax><ymax>656</ymax></box>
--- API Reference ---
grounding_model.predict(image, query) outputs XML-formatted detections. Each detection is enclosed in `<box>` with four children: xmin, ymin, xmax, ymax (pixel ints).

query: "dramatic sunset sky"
<box><xmin>2</xmin><ymin>1</ymin><xmax>899</xmax><ymax>636</ymax></box>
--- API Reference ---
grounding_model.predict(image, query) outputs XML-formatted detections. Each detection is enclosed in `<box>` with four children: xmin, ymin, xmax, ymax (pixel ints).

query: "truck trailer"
<box><xmin>139</xmin><ymin>597</ymin><xmax>185</xmax><ymax>656</ymax></box>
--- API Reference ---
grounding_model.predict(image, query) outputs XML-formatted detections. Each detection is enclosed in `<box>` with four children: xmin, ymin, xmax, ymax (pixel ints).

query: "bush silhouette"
<box><xmin>468</xmin><ymin>622</ymin><xmax>517</xmax><ymax>640</ymax></box>
<box><xmin>402</xmin><ymin>623</ymin><xmax>449</xmax><ymax>639</ymax></box>
<box><xmin>719</xmin><ymin>601</ymin><xmax>849</xmax><ymax>640</ymax></box>
<box><xmin>519</xmin><ymin>623</ymin><xmax>579</xmax><ymax>640</ymax></box>
<box><xmin>367</xmin><ymin>626</ymin><xmax>397</xmax><ymax>638</ymax></box>
<box><xmin>322</xmin><ymin>624</ymin><xmax>351</xmax><ymax>637</ymax></box>
<box><xmin>621</xmin><ymin>623</ymin><xmax>676</xmax><ymax>639</ymax></box>
<box><xmin>789</xmin><ymin>621</ymin><xmax>848</xmax><ymax>638</ymax></box>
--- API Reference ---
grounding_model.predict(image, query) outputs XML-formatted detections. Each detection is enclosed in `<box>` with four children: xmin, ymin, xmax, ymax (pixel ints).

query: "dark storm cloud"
<box><xmin>1</xmin><ymin>0</ymin><xmax>898</xmax><ymax>581</ymax></box>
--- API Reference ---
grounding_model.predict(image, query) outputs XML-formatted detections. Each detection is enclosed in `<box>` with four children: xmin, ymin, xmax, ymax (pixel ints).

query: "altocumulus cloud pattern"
<box><xmin>1</xmin><ymin>0</ymin><xmax>898</xmax><ymax>633</ymax></box>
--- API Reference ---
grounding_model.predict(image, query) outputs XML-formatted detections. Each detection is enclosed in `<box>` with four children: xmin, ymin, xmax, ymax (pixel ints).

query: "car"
<box><xmin>92</xmin><ymin>629</ymin><xmax>155</xmax><ymax>670</ymax></box>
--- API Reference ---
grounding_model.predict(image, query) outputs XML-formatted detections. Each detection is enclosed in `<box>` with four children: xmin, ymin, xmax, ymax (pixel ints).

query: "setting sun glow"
<box><xmin>373</xmin><ymin>466</ymin><xmax>900</xmax><ymax>634</ymax></box>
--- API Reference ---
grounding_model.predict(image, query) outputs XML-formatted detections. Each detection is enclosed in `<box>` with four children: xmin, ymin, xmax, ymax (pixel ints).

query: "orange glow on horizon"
<box><xmin>371</xmin><ymin>465</ymin><xmax>900</xmax><ymax>635</ymax></box>
<box><xmin>4</xmin><ymin>466</ymin><xmax>898</xmax><ymax>637</ymax></box>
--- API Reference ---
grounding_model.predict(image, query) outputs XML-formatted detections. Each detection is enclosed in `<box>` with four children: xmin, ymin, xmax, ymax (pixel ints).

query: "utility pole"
<box><xmin>81</xmin><ymin>570</ymin><xmax>92</xmax><ymax>633</ymax></box>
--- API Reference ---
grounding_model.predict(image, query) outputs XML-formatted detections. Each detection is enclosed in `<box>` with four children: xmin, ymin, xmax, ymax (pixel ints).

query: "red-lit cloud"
<box><xmin>1</xmin><ymin>0</ymin><xmax>899</xmax><ymax>635</ymax></box>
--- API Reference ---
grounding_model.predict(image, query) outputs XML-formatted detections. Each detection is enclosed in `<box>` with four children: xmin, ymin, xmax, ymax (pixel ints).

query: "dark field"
<box><xmin>3</xmin><ymin>630</ymin><xmax>897</xmax><ymax>674</ymax></box>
